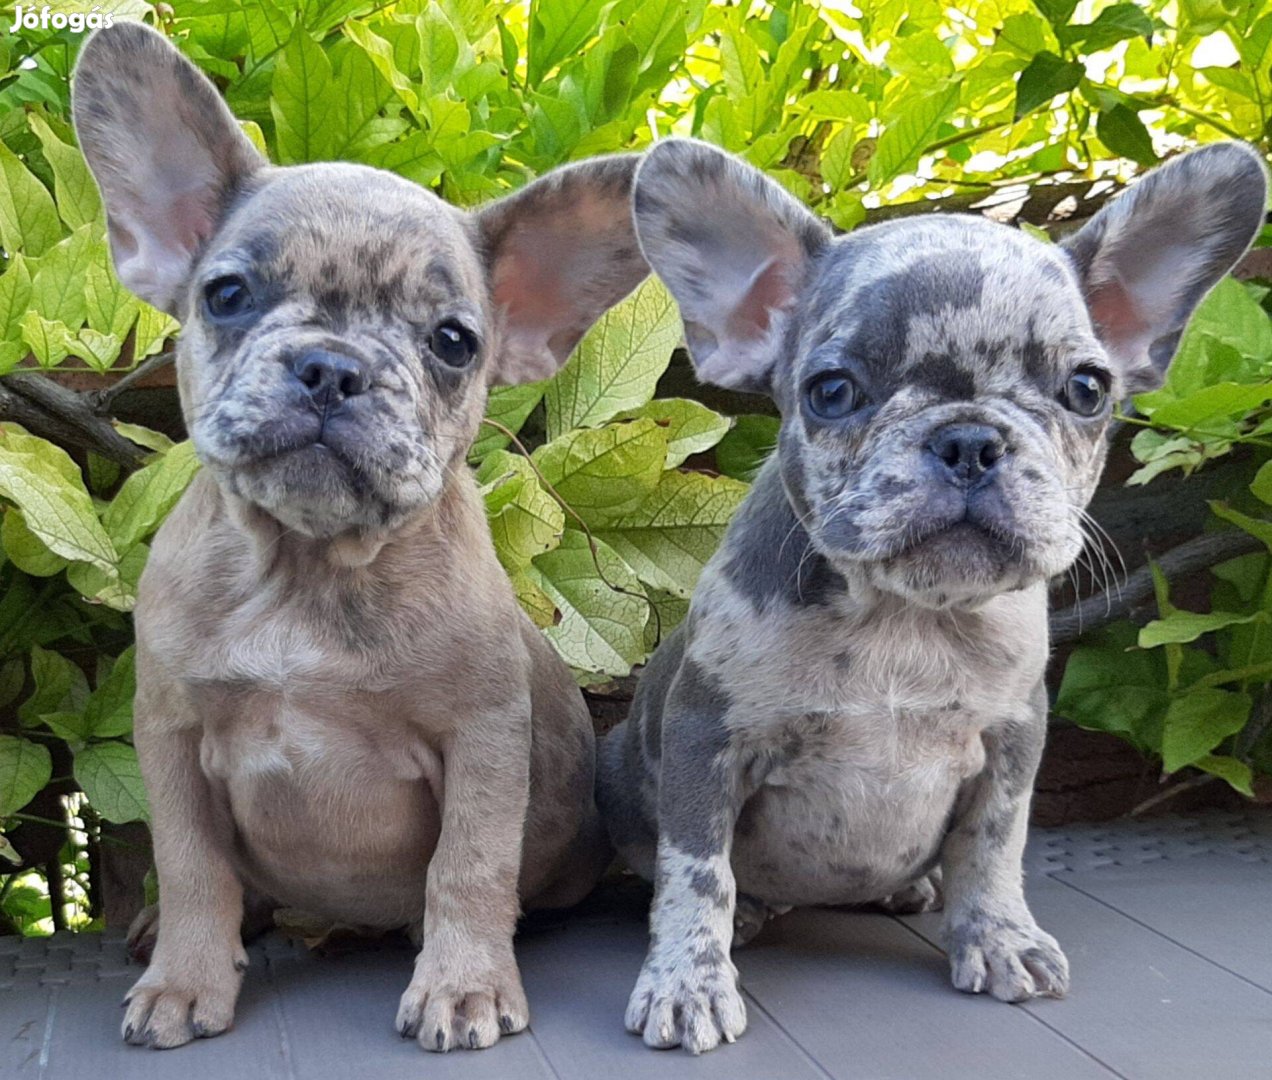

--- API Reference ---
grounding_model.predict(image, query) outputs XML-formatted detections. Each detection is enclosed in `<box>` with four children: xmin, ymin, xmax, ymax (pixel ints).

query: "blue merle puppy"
<box><xmin>597</xmin><ymin>137</ymin><xmax>1266</xmax><ymax>1053</ymax></box>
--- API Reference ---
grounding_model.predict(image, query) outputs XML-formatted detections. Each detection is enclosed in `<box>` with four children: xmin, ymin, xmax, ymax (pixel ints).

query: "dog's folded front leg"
<box><xmin>940</xmin><ymin>685</ymin><xmax>1069</xmax><ymax>1003</ymax></box>
<box><xmin>626</xmin><ymin>660</ymin><xmax>747</xmax><ymax>1054</ymax></box>
<box><xmin>123</xmin><ymin>679</ymin><xmax>247</xmax><ymax>1049</ymax></box>
<box><xmin>397</xmin><ymin>700</ymin><xmax>531</xmax><ymax>1052</ymax></box>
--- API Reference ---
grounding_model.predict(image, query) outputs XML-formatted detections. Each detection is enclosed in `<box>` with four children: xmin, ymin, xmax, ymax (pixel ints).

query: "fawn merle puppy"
<box><xmin>73</xmin><ymin>23</ymin><xmax>648</xmax><ymax>1051</ymax></box>
<box><xmin>598</xmin><ymin>137</ymin><xmax>1266</xmax><ymax>1053</ymax></box>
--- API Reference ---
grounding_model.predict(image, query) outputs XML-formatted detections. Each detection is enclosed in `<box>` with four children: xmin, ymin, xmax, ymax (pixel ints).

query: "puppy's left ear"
<box><xmin>1063</xmin><ymin>142</ymin><xmax>1267</xmax><ymax>393</ymax></box>
<box><xmin>476</xmin><ymin>155</ymin><xmax>648</xmax><ymax>386</ymax></box>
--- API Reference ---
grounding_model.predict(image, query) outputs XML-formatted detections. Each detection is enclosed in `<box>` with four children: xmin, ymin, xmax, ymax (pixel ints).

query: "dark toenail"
<box><xmin>123</xmin><ymin>1024</ymin><xmax>134</xmax><ymax>1040</ymax></box>
<box><xmin>435</xmin><ymin>1029</ymin><xmax>445</xmax><ymax>1050</ymax></box>
<box><xmin>499</xmin><ymin>1014</ymin><xmax>514</xmax><ymax>1033</ymax></box>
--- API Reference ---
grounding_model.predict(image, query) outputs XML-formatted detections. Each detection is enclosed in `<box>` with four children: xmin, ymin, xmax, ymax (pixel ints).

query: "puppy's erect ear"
<box><xmin>72</xmin><ymin>23</ymin><xmax>265</xmax><ymax>314</ymax></box>
<box><xmin>1062</xmin><ymin>141</ymin><xmax>1267</xmax><ymax>394</ymax></box>
<box><xmin>476</xmin><ymin>155</ymin><xmax>648</xmax><ymax>386</ymax></box>
<box><xmin>632</xmin><ymin>139</ymin><xmax>830</xmax><ymax>395</ymax></box>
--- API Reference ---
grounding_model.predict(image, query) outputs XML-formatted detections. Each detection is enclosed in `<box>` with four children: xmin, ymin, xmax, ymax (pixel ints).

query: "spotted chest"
<box><xmin>727</xmin><ymin>702</ymin><xmax>987</xmax><ymax>907</ymax></box>
<box><xmin>691</xmin><ymin>574</ymin><xmax>1049</xmax><ymax>907</ymax></box>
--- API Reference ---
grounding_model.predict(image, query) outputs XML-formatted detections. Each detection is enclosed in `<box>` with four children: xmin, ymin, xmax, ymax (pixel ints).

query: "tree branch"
<box><xmin>0</xmin><ymin>373</ymin><xmax>147</xmax><ymax>468</ymax></box>
<box><xmin>1049</xmin><ymin>530</ymin><xmax>1265</xmax><ymax>645</ymax></box>
<box><xmin>85</xmin><ymin>351</ymin><xmax>174</xmax><ymax>416</ymax></box>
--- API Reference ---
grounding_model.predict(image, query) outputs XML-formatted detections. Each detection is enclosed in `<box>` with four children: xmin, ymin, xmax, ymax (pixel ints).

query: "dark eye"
<box><xmin>806</xmin><ymin>372</ymin><xmax>861</xmax><ymax>420</ymax></box>
<box><xmin>428</xmin><ymin>321</ymin><xmax>477</xmax><ymax>368</ymax></box>
<box><xmin>1062</xmin><ymin>367</ymin><xmax>1109</xmax><ymax>417</ymax></box>
<box><xmin>203</xmin><ymin>276</ymin><xmax>253</xmax><ymax>320</ymax></box>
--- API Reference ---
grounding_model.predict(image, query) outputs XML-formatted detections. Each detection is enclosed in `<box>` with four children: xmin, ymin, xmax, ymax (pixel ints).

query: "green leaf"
<box><xmin>1055</xmin><ymin>624</ymin><xmax>1170</xmax><ymax>751</ymax></box>
<box><xmin>1147</xmin><ymin>382</ymin><xmax>1272</xmax><ymax>429</ymax></box>
<box><xmin>84</xmin><ymin>244</ymin><xmax>140</xmax><ymax>341</ymax></box>
<box><xmin>27</xmin><ymin>112</ymin><xmax>101</xmax><ymax>230</ymax></box>
<box><xmin>528</xmin><ymin>529</ymin><xmax>648</xmax><ymax>677</ymax></box>
<box><xmin>0</xmin><ymin>425</ymin><xmax>119</xmax><ymax>574</ymax></box>
<box><xmin>19</xmin><ymin>644</ymin><xmax>88</xmax><ymax>728</ymax></box>
<box><xmin>593</xmin><ymin>470</ymin><xmax>747</xmax><ymax>598</ymax></box>
<box><xmin>28</xmin><ymin>224</ymin><xmax>98</xmax><ymax>330</ymax></box>
<box><xmin>1014</xmin><ymin>52</ymin><xmax>1083</xmax><ymax>119</ymax></box>
<box><xmin>532</xmin><ymin>419</ymin><xmax>669</xmax><ymax>524</ymax></box>
<box><xmin>102</xmin><ymin>440</ymin><xmax>200</xmax><ymax>552</ymax></box>
<box><xmin>870</xmin><ymin>81</ymin><xmax>960</xmax><ymax>185</ymax></box>
<box><xmin>74</xmin><ymin>740</ymin><xmax>149</xmax><ymax>823</ymax></box>
<box><xmin>1139</xmin><ymin>609</ymin><xmax>1266</xmax><ymax>648</ymax></box>
<box><xmin>416</xmin><ymin>3</ymin><xmax>460</xmax><ymax>92</ymax></box>
<box><xmin>509</xmin><ymin>566</ymin><xmax>557</xmax><ymax>628</ymax></box>
<box><xmin>0</xmin><ymin>735</ymin><xmax>51</xmax><ymax>816</ymax></box>
<box><xmin>1057</xmin><ymin>4</ymin><xmax>1153</xmax><ymax>53</ymax></box>
<box><xmin>1249</xmin><ymin>460</ymin><xmax>1272</xmax><ymax>505</ymax></box>
<box><xmin>527</xmin><ymin>0</ymin><xmax>608</xmax><ymax>86</ymax></box>
<box><xmin>470</xmin><ymin>381</ymin><xmax>546</xmax><ymax>462</ymax></box>
<box><xmin>719</xmin><ymin>24</ymin><xmax>764</xmax><ymax>102</ymax></box>
<box><xmin>477</xmin><ymin>450</ymin><xmax>565</xmax><ymax>570</ymax></box>
<box><xmin>715</xmin><ymin>414</ymin><xmax>779</xmax><ymax>481</ymax></box>
<box><xmin>1160</xmin><ymin>688</ymin><xmax>1251</xmax><ymax>773</ymax></box>
<box><xmin>82</xmin><ymin>646</ymin><xmax>135</xmax><ymax>739</ymax></box>
<box><xmin>1096</xmin><ymin>104</ymin><xmax>1156</xmax><ymax>166</ymax></box>
<box><xmin>1194</xmin><ymin>753</ymin><xmax>1254</xmax><ymax>796</ymax></box>
<box><xmin>343</xmin><ymin>20</ymin><xmax>420</xmax><ymax>114</ymax></box>
<box><xmin>1210</xmin><ymin>502</ymin><xmax>1272</xmax><ymax>551</ymax></box>
<box><xmin>0</xmin><ymin>254</ymin><xmax>34</xmax><ymax>343</ymax></box>
<box><xmin>66</xmin><ymin>540</ymin><xmax>147</xmax><ymax>612</ymax></box>
<box><xmin>2</xmin><ymin>507</ymin><xmax>68</xmax><ymax>577</ymax></box>
<box><xmin>132</xmin><ymin>304</ymin><xmax>180</xmax><ymax>361</ymax></box>
<box><xmin>544</xmin><ymin>276</ymin><xmax>680</xmax><ymax>438</ymax></box>
<box><xmin>821</xmin><ymin>126</ymin><xmax>857</xmax><ymax>189</ymax></box>
<box><xmin>642</xmin><ymin>585</ymin><xmax>690</xmax><ymax>653</ymax></box>
<box><xmin>613</xmin><ymin>399</ymin><xmax>732</xmax><ymax>468</ymax></box>
<box><xmin>19</xmin><ymin>312</ymin><xmax>71</xmax><ymax>368</ymax></box>
<box><xmin>70</xmin><ymin>327</ymin><xmax>123</xmax><ymax>372</ymax></box>
<box><xmin>271</xmin><ymin>24</ymin><xmax>334</xmax><ymax>164</ymax></box>
<box><xmin>0</xmin><ymin>140</ymin><xmax>61</xmax><ymax>257</ymax></box>
<box><xmin>112</xmin><ymin>422</ymin><xmax>175</xmax><ymax>455</ymax></box>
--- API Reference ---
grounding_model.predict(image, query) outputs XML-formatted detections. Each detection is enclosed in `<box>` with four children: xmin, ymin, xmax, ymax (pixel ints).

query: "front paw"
<box><xmin>396</xmin><ymin>957</ymin><xmax>529</xmax><ymax>1052</ymax></box>
<box><xmin>625</xmin><ymin>953</ymin><xmax>747</xmax><ymax>1054</ymax></box>
<box><xmin>122</xmin><ymin>946</ymin><xmax>248</xmax><ymax>1049</ymax></box>
<box><xmin>946</xmin><ymin>917</ymin><xmax>1069</xmax><ymax>1003</ymax></box>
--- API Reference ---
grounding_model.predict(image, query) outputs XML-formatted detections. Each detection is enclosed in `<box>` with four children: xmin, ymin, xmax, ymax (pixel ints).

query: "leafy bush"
<box><xmin>1</xmin><ymin>0</ymin><xmax>1272</xmax><ymax>931</ymax></box>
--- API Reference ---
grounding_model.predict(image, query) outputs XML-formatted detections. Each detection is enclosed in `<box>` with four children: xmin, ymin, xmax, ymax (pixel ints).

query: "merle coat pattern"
<box><xmin>597</xmin><ymin>137</ymin><xmax>1266</xmax><ymax>1053</ymax></box>
<box><xmin>72</xmin><ymin>23</ymin><xmax>648</xmax><ymax>1053</ymax></box>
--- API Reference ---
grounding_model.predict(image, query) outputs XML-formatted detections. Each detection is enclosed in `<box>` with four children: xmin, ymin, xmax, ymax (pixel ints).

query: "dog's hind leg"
<box><xmin>874</xmin><ymin>867</ymin><xmax>944</xmax><ymax>915</ymax></box>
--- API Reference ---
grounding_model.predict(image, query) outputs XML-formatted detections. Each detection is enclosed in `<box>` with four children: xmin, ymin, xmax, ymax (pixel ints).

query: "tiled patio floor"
<box><xmin>4</xmin><ymin>810</ymin><xmax>1270</xmax><ymax>1080</ymax></box>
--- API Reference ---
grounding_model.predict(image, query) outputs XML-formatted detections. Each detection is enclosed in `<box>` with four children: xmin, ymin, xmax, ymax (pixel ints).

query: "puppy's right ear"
<box><xmin>632</xmin><ymin>139</ymin><xmax>830</xmax><ymax>394</ymax></box>
<box><xmin>72</xmin><ymin>23</ymin><xmax>264</xmax><ymax>314</ymax></box>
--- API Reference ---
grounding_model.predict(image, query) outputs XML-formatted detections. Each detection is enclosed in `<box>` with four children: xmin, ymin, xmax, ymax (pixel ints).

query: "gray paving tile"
<box><xmin>263</xmin><ymin>938</ymin><xmax>558</xmax><ymax>1080</ymax></box>
<box><xmin>739</xmin><ymin>907</ymin><xmax>1116</xmax><ymax>1080</ymax></box>
<box><xmin>1055</xmin><ymin>852</ymin><xmax>1272</xmax><ymax>994</ymax></box>
<box><xmin>518</xmin><ymin>917</ymin><xmax>830</xmax><ymax>1080</ymax></box>
<box><xmin>904</xmin><ymin>875</ymin><xmax>1272</xmax><ymax>1080</ymax></box>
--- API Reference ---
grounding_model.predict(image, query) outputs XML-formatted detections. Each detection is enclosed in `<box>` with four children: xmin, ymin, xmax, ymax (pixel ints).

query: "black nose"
<box><xmin>290</xmin><ymin>349</ymin><xmax>369</xmax><ymax>404</ymax></box>
<box><xmin>926</xmin><ymin>423</ymin><xmax>1007</xmax><ymax>484</ymax></box>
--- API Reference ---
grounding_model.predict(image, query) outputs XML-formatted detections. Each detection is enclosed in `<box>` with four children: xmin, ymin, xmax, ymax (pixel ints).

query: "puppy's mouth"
<box><xmin>206</xmin><ymin>415</ymin><xmax>369</xmax><ymax>475</ymax></box>
<box><xmin>886</xmin><ymin>507</ymin><xmax>1024</xmax><ymax>564</ymax></box>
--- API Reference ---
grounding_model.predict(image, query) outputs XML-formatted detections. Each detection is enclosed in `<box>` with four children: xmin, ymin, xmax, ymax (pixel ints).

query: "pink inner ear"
<box><xmin>1087</xmin><ymin>278</ymin><xmax>1148</xmax><ymax>360</ymax></box>
<box><xmin>161</xmin><ymin>189</ymin><xmax>218</xmax><ymax>257</ymax></box>
<box><xmin>726</xmin><ymin>257</ymin><xmax>794</xmax><ymax>342</ymax></box>
<box><xmin>491</xmin><ymin>248</ymin><xmax>565</xmax><ymax>333</ymax></box>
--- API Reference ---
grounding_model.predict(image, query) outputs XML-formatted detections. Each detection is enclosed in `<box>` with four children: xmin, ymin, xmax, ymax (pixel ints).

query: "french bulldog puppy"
<box><xmin>73</xmin><ymin>23</ymin><xmax>647</xmax><ymax>1051</ymax></box>
<box><xmin>598</xmin><ymin>137</ymin><xmax>1266</xmax><ymax>1052</ymax></box>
